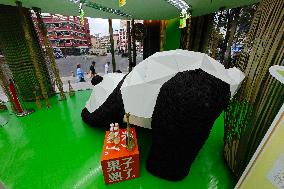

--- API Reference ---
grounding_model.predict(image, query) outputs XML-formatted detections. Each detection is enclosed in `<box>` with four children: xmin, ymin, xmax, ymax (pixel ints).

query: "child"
<box><xmin>76</xmin><ymin>64</ymin><xmax>85</xmax><ymax>82</ymax></box>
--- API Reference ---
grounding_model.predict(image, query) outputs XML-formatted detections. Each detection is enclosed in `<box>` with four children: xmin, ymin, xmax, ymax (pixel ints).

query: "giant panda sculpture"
<box><xmin>81</xmin><ymin>50</ymin><xmax>244</xmax><ymax>181</ymax></box>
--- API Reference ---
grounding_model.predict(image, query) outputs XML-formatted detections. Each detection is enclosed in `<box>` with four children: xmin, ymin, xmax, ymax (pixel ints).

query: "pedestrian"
<box><xmin>104</xmin><ymin>61</ymin><xmax>110</xmax><ymax>74</ymax></box>
<box><xmin>89</xmin><ymin>61</ymin><xmax>96</xmax><ymax>77</ymax></box>
<box><xmin>76</xmin><ymin>64</ymin><xmax>85</xmax><ymax>82</ymax></box>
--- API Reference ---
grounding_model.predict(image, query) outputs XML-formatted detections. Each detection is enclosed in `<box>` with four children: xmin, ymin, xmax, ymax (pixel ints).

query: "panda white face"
<box><xmin>85</xmin><ymin>73</ymin><xmax>125</xmax><ymax>113</ymax></box>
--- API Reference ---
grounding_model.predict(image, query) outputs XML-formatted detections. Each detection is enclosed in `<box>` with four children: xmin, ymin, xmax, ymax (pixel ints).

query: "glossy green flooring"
<box><xmin>0</xmin><ymin>90</ymin><xmax>235</xmax><ymax>189</ymax></box>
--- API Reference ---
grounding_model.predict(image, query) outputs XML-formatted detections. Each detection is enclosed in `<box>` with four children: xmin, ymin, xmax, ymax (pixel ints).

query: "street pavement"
<box><xmin>0</xmin><ymin>53</ymin><xmax>143</xmax><ymax>102</ymax></box>
<box><xmin>56</xmin><ymin>53</ymin><xmax>143</xmax><ymax>77</ymax></box>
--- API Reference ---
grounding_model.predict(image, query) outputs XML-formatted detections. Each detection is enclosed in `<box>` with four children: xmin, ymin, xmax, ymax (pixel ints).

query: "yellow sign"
<box><xmin>118</xmin><ymin>0</ymin><xmax>126</xmax><ymax>7</ymax></box>
<box><xmin>236</xmin><ymin>105</ymin><xmax>284</xmax><ymax>188</ymax></box>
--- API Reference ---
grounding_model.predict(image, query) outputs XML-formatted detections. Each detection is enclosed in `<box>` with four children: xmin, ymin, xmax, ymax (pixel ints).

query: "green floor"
<box><xmin>0</xmin><ymin>90</ymin><xmax>235</xmax><ymax>189</ymax></box>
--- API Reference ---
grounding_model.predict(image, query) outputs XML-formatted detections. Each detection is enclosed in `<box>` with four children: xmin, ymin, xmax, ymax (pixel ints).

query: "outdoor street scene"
<box><xmin>0</xmin><ymin>53</ymin><xmax>143</xmax><ymax>100</ymax></box>
<box><xmin>57</xmin><ymin>53</ymin><xmax>143</xmax><ymax>92</ymax></box>
<box><xmin>0</xmin><ymin>16</ymin><xmax>144</xmax><ymax>101</ymax></box>
<box><xmin>57</xmin><ymin>53</ymin><xmax>143</xmax><ymax>77</ymax></box>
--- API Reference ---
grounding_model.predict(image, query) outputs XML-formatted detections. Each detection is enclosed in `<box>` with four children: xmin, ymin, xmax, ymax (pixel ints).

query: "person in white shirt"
<box><xmin>104</xmin><ymin>62</ymin><xmax>110</xmax><ymax>74</ymax></box>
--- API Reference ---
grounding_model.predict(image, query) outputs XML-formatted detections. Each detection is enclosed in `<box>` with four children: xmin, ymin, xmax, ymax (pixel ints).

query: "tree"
<box><xmin>208</xmin><ymin>5</ymin><xmax>257</xmax><ymax>68</ymax></box>
<box><xmin>131</xmin><ymin>19</ymin><xmax>137</xmax><ymax>69</ymax></box>
<box><xmin>108</xmin><ymin>19</ymin><xmax>116</xmax><ymax>72</ymax></box>
<box><xmin>223</xmin><ymin>8</ymin><xmax>241</xmax><ymax>68</ymax></box>
<box><xmin>127</xmin><ymin>21</ymin><xmax>132</xmax><ymax>72</ymax></box>
<box><xmin>218</xmin><ymin>8</ymin><xmax>238</xmax><ymax>66</ymax></box>
<box><xmin>208</xmin><ymin>26</ymin><xmax>223</xmax><ymax>59</ymax></box>
<box><xmin>180</xmin><ymin>13</ymin><xmax>214</xmax><ymax>53</ymax></box>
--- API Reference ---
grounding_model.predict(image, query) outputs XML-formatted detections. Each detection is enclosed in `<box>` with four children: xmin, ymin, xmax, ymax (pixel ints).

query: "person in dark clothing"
<box><xmin>89</xmin><ymin>61</ymin><xmax>96</xmax><ymax>77</ymax></box>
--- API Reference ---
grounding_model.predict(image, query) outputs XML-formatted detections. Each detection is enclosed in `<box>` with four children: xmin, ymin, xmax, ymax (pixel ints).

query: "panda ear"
<box><xmin>91</xmin><ymin>75</ymin><xmax>103</xmax><ymax>86</ymax></box>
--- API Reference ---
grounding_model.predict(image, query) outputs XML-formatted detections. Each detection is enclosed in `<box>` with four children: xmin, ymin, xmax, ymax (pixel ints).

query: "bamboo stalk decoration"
<box><xmin>33</xmin><ymin>8</ymin><xmax>66</xmax><ymax>101</ymax></box>
<box><xmin>208</xmin><ymin>27</ymin><xmax>220</xmax><ymax>59</ymax></box>
<box><xmin>68</xmin><ymin>80</ymin><xmax>75</xmax><ymax>96</ymax></box>
<box><xmin>33</xmin><ymin>86</ymin><xmax>42</xmax><ymax>108</ymax></box>
<box><xmin>0</xmin><ymin>5</ymin><xmax>52</xmax><ymax>101</ymax></box>
<box><xmin>125</xmin><ymin>113</ymin><xmax>135</xmax><ymax>151</ymax></box>
<box><xmin>0</xmin><ymin>99</ymin><xmax>7</xmax><ymax>111</ymax></box>
<box><xmin>16</xmin><ymin>1</ymin><xmax>51</xmax><ymax>108</ymax></box>
<box><xmin>224</xmin><ymin>0</ymin><xmax>284</xmax><ymax>178</ymax></box>
<box><xmin>160</xmin><ymin>20</ymin><xmax>168</xmax><ymax>51</ymax></box>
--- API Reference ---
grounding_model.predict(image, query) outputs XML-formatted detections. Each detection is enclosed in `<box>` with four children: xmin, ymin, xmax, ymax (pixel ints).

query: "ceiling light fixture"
<box><xmin>165</xmin><ymin>0</ymin><xmax>190</xmax><ymax>11</ymax></box>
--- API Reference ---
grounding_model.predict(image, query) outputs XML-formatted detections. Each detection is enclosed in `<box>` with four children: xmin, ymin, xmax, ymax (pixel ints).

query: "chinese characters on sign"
<box><xmin>101</xmin><ymin>128</ymin><xmax>139</xmax><ymax>184</ymax></box>
<box><xmin>107</xmin><ymin>157</ymin><xmax>134</xmax><ymax>183</ymax></box>
<box><xmin>267</xmin><ymin>152</ymin><xmax>284</xmax><ymax>188</ymax></box>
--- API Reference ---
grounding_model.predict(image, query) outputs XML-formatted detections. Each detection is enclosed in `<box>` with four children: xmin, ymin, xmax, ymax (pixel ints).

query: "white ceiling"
<box><xmin>0</xmin><ymin>0</ymin><xmax>259</xmax><ymax>20</ymax></box>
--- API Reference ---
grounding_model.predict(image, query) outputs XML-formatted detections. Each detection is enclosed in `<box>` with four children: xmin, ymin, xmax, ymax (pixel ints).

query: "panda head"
<box><xmin>82</xmin><ymin>73</ymin><xmax>127</xmax><ymax>127</ymax></box>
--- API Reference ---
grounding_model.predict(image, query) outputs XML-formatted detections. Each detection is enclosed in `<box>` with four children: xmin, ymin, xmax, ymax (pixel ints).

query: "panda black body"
<box><xmin>147</xmin><ymin>69</ymin><xmax>230</xmax><ymax>180</ymax></box>
<box><xmin>81</xmin><ymin>69</ymin><xmax>230</xmax><ymax>181</ymax></box>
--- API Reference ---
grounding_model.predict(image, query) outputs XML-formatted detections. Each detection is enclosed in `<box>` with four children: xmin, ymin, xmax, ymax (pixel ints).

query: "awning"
<box><xmin>0</xmin><ymin>0</ymin><xmax>259</xmax><ymax>20</ymax></box>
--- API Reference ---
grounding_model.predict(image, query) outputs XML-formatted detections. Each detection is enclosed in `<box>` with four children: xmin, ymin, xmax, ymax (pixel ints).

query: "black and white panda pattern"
<box><xmin>81</xmin><ymin>50</ymin><xmax>244</xmax><ymax>181</ymax></box>
<box><xmin>81</xmin><ymin>68</ymin><xmax>230</xmax><ymax>181</ymax></box>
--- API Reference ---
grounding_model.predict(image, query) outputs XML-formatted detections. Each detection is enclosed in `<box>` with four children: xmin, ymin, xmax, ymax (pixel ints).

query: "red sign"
<box><xmin>101</xmin><ymin>128</ymin><xmax>139</xmax><ymax>184</ymax></box>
